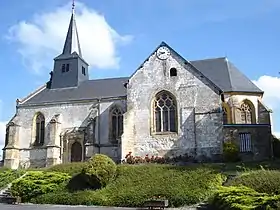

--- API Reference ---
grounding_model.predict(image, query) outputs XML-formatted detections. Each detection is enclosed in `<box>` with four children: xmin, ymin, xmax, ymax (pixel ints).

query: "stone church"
<box><xmin>3</xmin><ymin>6</ymin><xmax>273</xmax><ymax>169</ymax></box>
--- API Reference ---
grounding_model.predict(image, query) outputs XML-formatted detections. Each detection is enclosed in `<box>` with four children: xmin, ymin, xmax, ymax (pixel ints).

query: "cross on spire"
<box><xmin>72</xmin><ymin>0</ymin><xmax>75</xmax><ymax>12</ymax></box>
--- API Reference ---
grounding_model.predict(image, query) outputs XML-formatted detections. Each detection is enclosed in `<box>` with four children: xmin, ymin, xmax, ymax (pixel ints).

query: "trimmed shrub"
<box><xmin>11</xmin><ymin>171</ymin><xmax>70</xmax><ymax>202</ymax></box>
<box><xmin>66</xmin><ymin>172</ymin><xmax>101</xmax><ymax>192</ymax></box>
<box><xmin>230</xmin><ymin>169</ymin><xmax>280</xmax><ymax>194</ymax></box>
<box><xmin>223</xmin><ymin>141</ymin><xmax>240</xmax><ymax>162</ymax></box>
<box><xmin>45</xmin><ymin>162</ymin><xmax>86</xmax><ymax>176</ymax></box>
<box><xmin>0</xmin><ymin>169</ymin><xmax>25</xmax><ymax>189</ymax></box>
<box><xmin>82</xmin><ymin>154</ymin><xmax>117</xmax><ymax>188</ymax></box>
<box><xmin>209</xmin><ymin>186</ymin><xmax>280</xmax><ymax>210</ymax></box>
<box><xmin>31</xmin><ymin>164</ymin><xmax>224</xmax><ymax>207</ymax></box>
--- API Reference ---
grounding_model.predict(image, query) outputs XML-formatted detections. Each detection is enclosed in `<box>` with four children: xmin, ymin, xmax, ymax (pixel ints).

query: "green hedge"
<box><xmin>230</xmin><ymin>170</ymin><xmax>280</xmax><ymax>194</ymax></box>
<box><xmin>45</xmin><ymin>162</ymin><xmax>86</xmax><ymax>176</ymax></box>
<box><xmin>31</xmin><ymin>164</ymin><xmax>224</xmax><ymax>207</ymax></box>
<box><xmin>0</xmin><ymin>169</ymin><xmax>25</xmax><ymax>189</ymax></box>
<box><xmin>11</xmin><ymin>171</ymin><xmax>70</xmax><ymax>202</ymax></box>
<box><xmin>209</xmin><ymin>186</ymin><xmax>280</xmax><ymax>210</ymax></box>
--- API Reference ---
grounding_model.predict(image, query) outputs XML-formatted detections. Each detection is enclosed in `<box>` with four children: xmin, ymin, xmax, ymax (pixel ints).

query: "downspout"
<box><xmin>193</xmin><ymin>108</ymin><xmax>197</xmax><ymax>159</ymax></box>
<box><xmin>59</xmin><ymin>134</ymin><xmax>62</xmax><ymax>163</ymax></box>
<box><xmin>98</xmin><ymin>98</ymin><xmax>101</xmax><ymax>154</ymax></box>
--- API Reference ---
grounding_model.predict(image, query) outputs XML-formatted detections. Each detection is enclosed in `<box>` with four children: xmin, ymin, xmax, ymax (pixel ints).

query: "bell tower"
<box><xmin>48</xmin><ymin>0</ymin><xmax>89</xmax><ymax>89</ymax></box>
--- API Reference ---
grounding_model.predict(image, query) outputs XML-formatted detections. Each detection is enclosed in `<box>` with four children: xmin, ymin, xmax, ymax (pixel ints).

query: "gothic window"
<box><xmin>170</xmin><ymin>68</ymin><xmax>177</xmax><ymax>77</ymax></box>
<box><xmin>35</xmin><ymin>113</ymin><xmax>45</xmax><ymax>146</ymax></box>
<box><xmin>110</xmin><ymin>107</ymin><xmax>123</xmax><ymax>142</ymax></box>
<box><xmin>240</xmin><ymin>102</ymin><xmax>254</xmax><ymax>124</ymax></box>
<box><xmin>154</xmin><ymin>91</ymin><xmax>177</xmax><ymax>133</ymax></box>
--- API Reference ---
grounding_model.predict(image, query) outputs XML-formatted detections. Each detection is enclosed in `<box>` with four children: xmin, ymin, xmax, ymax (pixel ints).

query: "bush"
<box><xmin>32</xmin><ymin>164</ymin><xmax>224</xmax><ymax>207</ymax></box>
<box><xmin>209</xmin><ymin>186</ymin><xmax>280</xmax><ymax>209</ymax></box>
<box><xmin>45</xmin><ymin>162</ymin><xmax>86</xmax><ymax>176</ymax></box>
<box><xmin>11</xmin><ymin>171</ymin><xmax>70</xmax><ymax>202</ymax></box>
<box><xmin>223</xmin><ymin>141</ymin><xmax>240</xmax><ymax>162</ymax></box>
<box><xmin>0</xmin><ymin>169</ymin><xmax>25</xmax><ymax>189</ymax></box>
<box><xmin>230</xmin><ymin>169</ymin><xmax>280</xmax><ymax>195</ymax></box>
<box><xmin>82</xmin><ymin>154</ymin><xmax>117</xmax><ymax>188</ymax></box>
<box><xmin>66</xmin><ymin>172</ymin><xmax>101</xmax><ymax>192</ymax></box>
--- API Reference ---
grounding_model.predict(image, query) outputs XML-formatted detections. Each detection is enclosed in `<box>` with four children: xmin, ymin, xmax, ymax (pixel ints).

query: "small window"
<box><xmin>62</xmin><ymin>64</ymin><xmax>66</xmax><ymax>73</ymax></box>
<box><xmin>82</xmin><ymin>66</ymin><xmax>86</xmax><ymax>75</ymax></box>
<box><xmin>170</xmin><ymin>68</ymin><xmax>177</xmax><ymax>77</ymax></box>
<box><xmin>239</xmin><ymin>132</ymin><xmax>252</xmax><ymax>152</ymax></box>
<box><xmin>66</xmin><ymin>64</ymin><xmax>70</xmax><ymax>72</ymax></box>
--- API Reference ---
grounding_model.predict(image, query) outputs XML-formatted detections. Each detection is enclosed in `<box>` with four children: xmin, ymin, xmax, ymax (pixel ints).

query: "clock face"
<box><xmin>156</xmin><ymin>46</ymin><xmax>170</xmax><ymax>60</ymax></box>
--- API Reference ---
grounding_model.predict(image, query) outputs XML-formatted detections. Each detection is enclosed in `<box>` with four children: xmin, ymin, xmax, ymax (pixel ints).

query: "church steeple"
<box><xmin>48</xmin><ymin>0</ymin><xmax>89</xmax><ymax>89</ymax></box>
<box><xmin>62</xmin><ymin>1</ymin><xmax>82</xmax><ymax>57</ymax></box>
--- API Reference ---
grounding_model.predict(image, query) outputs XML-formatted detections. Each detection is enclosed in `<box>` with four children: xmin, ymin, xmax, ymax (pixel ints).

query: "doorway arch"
<box><xmin>71</xmin><ymin>141</ymin><xmax>82</xmax><ymax>162</ymax></box>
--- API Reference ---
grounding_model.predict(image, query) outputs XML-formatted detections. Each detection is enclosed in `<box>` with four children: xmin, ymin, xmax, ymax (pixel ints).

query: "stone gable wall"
<box><xmin>125</xmin><ymin>51</ymin><xmax>223</xmax><ymax>159</ymax></box>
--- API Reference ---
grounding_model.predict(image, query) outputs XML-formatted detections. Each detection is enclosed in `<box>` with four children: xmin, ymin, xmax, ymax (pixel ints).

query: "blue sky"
<box><xmin>0</xmin><ymin>0</ymin><xmax>280</xmax><ymax>146</ymax></box>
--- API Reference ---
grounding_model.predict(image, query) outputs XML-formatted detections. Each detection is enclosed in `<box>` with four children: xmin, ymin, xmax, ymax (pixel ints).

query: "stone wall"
<box><xmin>125</xmin><ymin>50</ymin><xmax>223</xmax><ymax>160</ymax></box>
<box><xmin>4</xmin><ymin>98</ymin><xmax>126</xmax><ymax>169</ymax></box>
<box><xmin>223</xmin><ymin>125</ymin><xmax>272</xmax><ymax>161</ymax></box>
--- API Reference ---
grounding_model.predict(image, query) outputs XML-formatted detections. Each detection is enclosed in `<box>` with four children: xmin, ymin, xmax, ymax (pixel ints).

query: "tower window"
<box><xmin>62</xmin><ymin>64</ymin><xmax>66</xmax><ymax>73</ymax></box>
<box><xmin>82</xmin><ymin>66</ymin><xmax>86</xmax><ymax>75</ymax></box>
<box><xmin>66</xmin><ymin>64</ymin><xmax>70</xmax><ymax>72</ymax></box>
<box><xmin>170</xmin><ymin>68</ymin><xmax>177</xmax><ymax>77</ymax></box>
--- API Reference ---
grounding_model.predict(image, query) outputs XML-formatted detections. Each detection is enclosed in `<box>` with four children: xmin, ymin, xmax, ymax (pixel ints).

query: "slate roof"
<box><xmin>22</xmin><ymin>77</ymin><xmax>129</xmax><ymax>105</ymax></box>
<box><xmin>21</xmin><ymin>57</ymin><xmax>263</xmax><ymax>106</ymax></box>
<box><xmin>191</xmin><ymin>57</ymin><xmax>263</xmax><ymax>93</ymax></box>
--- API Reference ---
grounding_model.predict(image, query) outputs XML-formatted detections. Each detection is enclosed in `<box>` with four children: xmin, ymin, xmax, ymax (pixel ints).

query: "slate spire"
<box><xmin>62</xmin><ymin>0</ymin><xmax>82</xmax><ymax>57</ymax></box>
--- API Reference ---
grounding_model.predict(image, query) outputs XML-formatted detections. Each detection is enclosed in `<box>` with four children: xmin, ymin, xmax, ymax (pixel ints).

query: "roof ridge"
<box><xmin>190</xmin><ymin>57</ymin><xmax>226</xmax><ymax>62</ymax></box>
<box><xmin>224</xmin><ymin>57</ymin><xmax>234</xmax><ymax>91</ymax></box>
<box><xmin>88</xmin><ymin>77</ymin><xmax>129</xmax><ymax>82</ymax></box>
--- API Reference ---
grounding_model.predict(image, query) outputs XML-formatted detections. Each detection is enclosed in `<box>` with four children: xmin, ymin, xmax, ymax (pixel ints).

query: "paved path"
<box><xmin>0</xmin><ymin>204</ymin><xmax>134</xmax><ymax>210</ymax></box>
<box><xmin>0</xmin><ymin>203</ymin><xmax>204</xmax><ymax>210</ymax></box>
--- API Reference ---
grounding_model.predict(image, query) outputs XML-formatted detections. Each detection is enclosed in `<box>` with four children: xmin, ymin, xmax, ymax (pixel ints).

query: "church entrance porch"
<box><xmin>71</xmin><ymin>141</ymin><xmax>82</xmax><ymax>162</ymax></box>
<box><xmin>62</xmin><ymin>128</ymin><xmax>85</xmax><ymax>163</ymax></box>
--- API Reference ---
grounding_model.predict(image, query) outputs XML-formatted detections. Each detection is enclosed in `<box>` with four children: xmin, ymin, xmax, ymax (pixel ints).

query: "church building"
<box><xmin>3</xmin><ymin>5</ymin><xmax>273</xmax><ymax>169</ymax></box>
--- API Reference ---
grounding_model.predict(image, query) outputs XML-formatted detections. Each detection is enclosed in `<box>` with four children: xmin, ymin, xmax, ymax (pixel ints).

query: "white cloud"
<box><xmin>6</xmin><ymin>1</ymin><xmax>133</xmax><ymax>74</ymax></box>
<box><xmin>253</xmin><ymin>75</ymin><xmax>280</xmax><ymax>136</ymax></box>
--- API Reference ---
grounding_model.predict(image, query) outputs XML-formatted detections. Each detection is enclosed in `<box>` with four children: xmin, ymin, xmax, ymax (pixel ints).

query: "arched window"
<box><xmin>35</xmin><ymin>113</ymin><xmax>45</xmax><ymax>145</ymax></box>
<box><xmin>170</xmin><ymin>68</ymin><xmax>177</xmax><ymax>77</ymax></box>
<box><xmin>154</xmin><ymin>91</ymin><xmax>177</xmax><ymax>133</ymax></box>
<box><xmin>110</xmin><ymin>107</ymin><xmax>123</xmax><ymax>142</ymax></box>
<box><xmin>240</xmin><ymin>101</ymin><xmax>254</xmax><ymax>124</ymax></box>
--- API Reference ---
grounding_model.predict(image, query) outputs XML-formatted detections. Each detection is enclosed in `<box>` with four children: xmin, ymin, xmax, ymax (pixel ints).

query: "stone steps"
<box><xmin>0</xmin><ymin>172</ymin><xmax>28</xmax><ymax>204</ymax></box>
